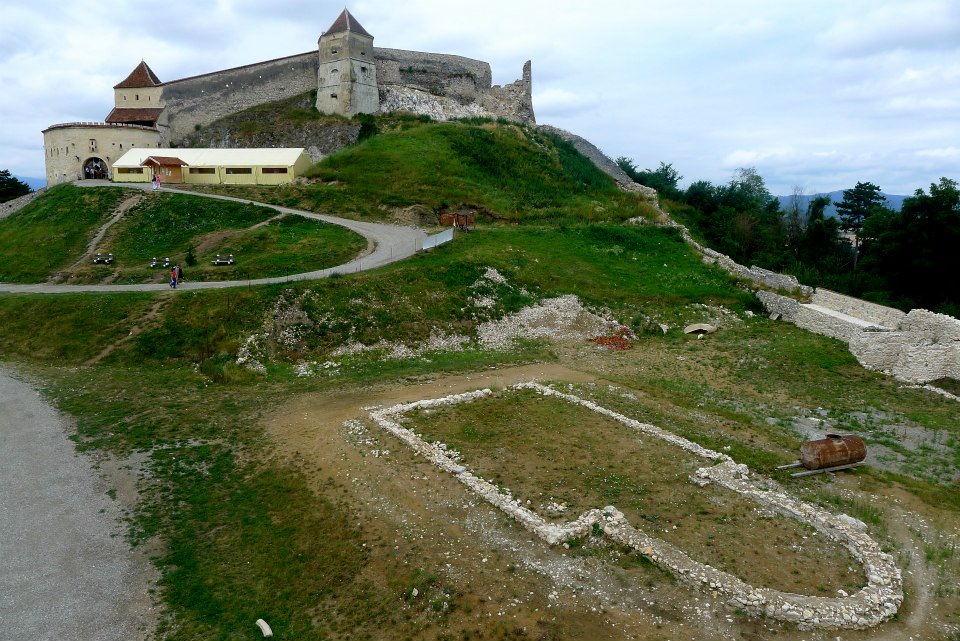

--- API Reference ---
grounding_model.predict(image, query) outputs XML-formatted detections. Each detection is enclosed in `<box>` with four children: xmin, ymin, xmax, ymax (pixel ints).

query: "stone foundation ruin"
<box><xmin>368</xmin><ymin>382</ymin><xmax>903</xmax><ymax>630</ymax></box>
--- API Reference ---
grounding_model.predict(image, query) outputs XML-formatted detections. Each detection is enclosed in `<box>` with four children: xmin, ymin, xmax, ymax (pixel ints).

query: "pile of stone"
<box><xmin>477</xmin><ymin>295</ymin><xmax>625</xmax><ymax>351</ymax></box>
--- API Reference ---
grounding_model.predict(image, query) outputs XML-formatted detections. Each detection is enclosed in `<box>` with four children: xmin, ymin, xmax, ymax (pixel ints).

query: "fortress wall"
<box><xmin>374</xmin><ymin>47</ymin><xmax>492</xmax><ymax>104</ymax></box>
<box><xmin>161</xmin><ymin>52</ymin><xmax>317</xmax><ymax>142</ymax></box>
<box><xmin>811</xmin><ymin>289</ymin><xmax>906</xmax><ymax>329</ymax></box>
<box><xmin>0</xmin><ymin>189</ymin><xmax>45</xmax><ymax>220</ymax></box>
<box><xmin>479</xmin><ymin>60</ymin><xmax>535</xmax><ymax>124</ymax></box>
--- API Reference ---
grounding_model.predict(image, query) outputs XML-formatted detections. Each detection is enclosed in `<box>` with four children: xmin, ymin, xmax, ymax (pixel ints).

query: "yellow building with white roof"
<box><xmin>112</xmin><ymin>148</ymin><xmax>312</xmax><ymax>186</ymax></box>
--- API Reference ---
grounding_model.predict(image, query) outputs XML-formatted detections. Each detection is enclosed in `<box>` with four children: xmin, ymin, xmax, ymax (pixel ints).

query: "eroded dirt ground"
<box><xmin>264</xmin><ymin>348</ymin><xmax>960</xmax><ymax>641</ymax></box>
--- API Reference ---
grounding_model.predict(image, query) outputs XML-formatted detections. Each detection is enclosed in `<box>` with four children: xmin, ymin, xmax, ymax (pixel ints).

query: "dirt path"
<box><xmin>193</xmin><ymin>212</ymin><xmax>287</xmax><ymax>254</ymax></box>
<box><xmin>0</xmin><ymin>367</ymin><xmax>157</xmax><ymax>640</ymax></box>
<box><xmin>84</xmin><ymin>297</ymin><xmax>171</xmax><ymax>366</ymax></box>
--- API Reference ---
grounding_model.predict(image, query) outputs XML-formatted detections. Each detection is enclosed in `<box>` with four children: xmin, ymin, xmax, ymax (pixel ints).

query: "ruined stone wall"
<box><xmin>0</xmin><ymin>188</ymin><xmax>45</xmax><ymax>220</ymax></box>
<box><xmin>758</xmin><ymin>291</ymin><xmax>867</xmax><ymax>343</ymax></box>
<box><xmin>374</xmin><ymin>47</ymin><xmax>492</xmax><ymax>104</ymax></box>
<box><xmin>479</xmin><ymin>60</ymin><xmax>535</xmax><ymax>123</ymax></box>
<box><xmin>161</xmin><ymin>52</ymin><xmax>317</xmax><ymax>143</ymax></box>
<box><xmin>848</xmin><ymin>309</ymin><xmax>960</xmax><ymax>383</ymax></box>
<box><xmin>369</xmin><ymin>383</ymin><xmax>903</xmax><ymax>631</ymax></box>
<box><xmin>811</xmin><ymin>289</ymin><xmax>906</xmax><ymax>329</ymax></box>
<box><xmin>375</xmin><ymin>50</ymin><xmax>534</xmax><ymax>124</ymax></box>
<box><xmin>757</xmin><ymin>291</ymin><xmax>960</xmax><ymax>384</ymax></box>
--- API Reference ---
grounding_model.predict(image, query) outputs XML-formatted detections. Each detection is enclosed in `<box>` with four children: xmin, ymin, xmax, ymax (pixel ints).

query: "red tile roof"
<box><xmin>324</xmin><ymin>9</ymin><xmax>372</xmax><ymax>38</ymax></box>
<box><xmin>142</xmin><ymin>156</ymin><xmax>187</xmax><ymax>166</ymax></box>
<box><xmin>114</xmin><ymin>61</ymin><xmax>162</xmax><ymax>89</ymax></box>
<box><xmin>104</xmin><ymin>107</ymin><xmax>164</xmax><ymax>125</ymax></box>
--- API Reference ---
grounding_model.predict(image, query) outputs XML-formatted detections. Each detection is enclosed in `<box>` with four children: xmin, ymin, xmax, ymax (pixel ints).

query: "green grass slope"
<box><xmin>0</xmin><ymin>184</ymin><xmax>128</xmax><ymax>282</ymax></box>
<box><xmin>0</xmin><ymin>189</ymin><xmax>366</xmax><ymax>284</ymax></box>
<box><xmin>193</xmin><ymin>117</ymin><xmax>661</xmax><ymax>224</ymax></box>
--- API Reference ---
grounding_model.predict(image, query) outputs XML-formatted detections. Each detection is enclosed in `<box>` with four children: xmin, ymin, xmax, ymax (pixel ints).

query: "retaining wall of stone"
<box><xmin>757</xmin><ymin>292</ymin><xmax>960</xmax><ymax>384</ymax></box>
<box><xmin>0</xmin><ymin>188</ymin><xmax>45</xmax><ymax>220</ymax></box>
<box><xmin>368</xmin><ymin>383</ymin><xmax>902</xmax><ymax>630</ymax></box>
<box><xmin>811</xmin><ymin>289</ymin><xmax>906</xmax><ymax>329</ymax></box>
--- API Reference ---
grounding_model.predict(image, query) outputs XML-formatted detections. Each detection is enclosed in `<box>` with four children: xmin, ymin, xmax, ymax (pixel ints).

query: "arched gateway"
<box><xmin>82</xmin><ymin>157</ymin><xmax>109</xmax><ymax>180</ymax></box>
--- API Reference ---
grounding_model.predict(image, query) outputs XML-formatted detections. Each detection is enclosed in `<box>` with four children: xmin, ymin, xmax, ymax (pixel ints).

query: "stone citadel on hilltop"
<box><xmin>41</xmin><ymin>9</ymin><xmax>535</xmax><ymax>185</ymax></box>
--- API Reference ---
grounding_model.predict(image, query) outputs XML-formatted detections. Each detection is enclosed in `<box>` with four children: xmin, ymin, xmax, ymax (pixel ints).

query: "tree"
<box><xmin>0</xmin><ymin>169</ymin><xmax>32</xmax><ymax>203</ymax></box>
<box><xmin>614</xmin><ymin>158</ymin><xmax>682</xmax><ymax>199</ymax></box>
<box><xmin>835</xmin><ymin>181</ymin><xmax>888</xmax><ymax>266</ymax></box>
<box><xmin>615</xmin><ymin>157</ymin><xmax>640</xmax><ymax>182</ymax></box>
<box><xmin>785</xmin><ymin>185</ymin><xmax>806</xmax><ymax>258</ymax></box>
<box><xmin>859</xmin><ymin>177</ymin><xmax>960</xmax><ymax>311</ymax></box>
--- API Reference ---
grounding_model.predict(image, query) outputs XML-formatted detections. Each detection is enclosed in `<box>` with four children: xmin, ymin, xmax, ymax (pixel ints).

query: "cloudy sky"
<box><xmin>2</xmin><ymin>0</ymin><xmax>959</xmax><ymax>194</ymax></box>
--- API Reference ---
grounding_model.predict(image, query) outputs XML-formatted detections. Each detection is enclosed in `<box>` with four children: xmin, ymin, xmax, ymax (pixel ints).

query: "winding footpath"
<box><xmin>0</xmin><ymin>181</ymin><xmax>428</xmax><ymax>294</ymax></box>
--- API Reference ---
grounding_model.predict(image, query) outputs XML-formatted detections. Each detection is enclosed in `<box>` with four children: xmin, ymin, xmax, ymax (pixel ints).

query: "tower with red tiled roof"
<box><xmin>106</xmin><ymin>61</ymin><xmax>165</xmax><ymax>128</ymax></box>
<box><xmin>316</xmin><ymin>9</ymin><xmax>380</xmax><ymax>117</ymax></box>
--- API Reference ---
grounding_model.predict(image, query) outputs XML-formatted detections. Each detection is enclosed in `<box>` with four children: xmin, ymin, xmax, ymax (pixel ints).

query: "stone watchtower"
<box><xmin>316</xmin><ymin>9</ymin><xmax>380</xmax><ymax>117</ymax></box>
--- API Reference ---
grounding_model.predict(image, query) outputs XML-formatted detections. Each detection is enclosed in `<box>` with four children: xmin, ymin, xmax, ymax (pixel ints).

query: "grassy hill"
<box><xmin>184</xmin><ymin>113</ymin><xmax>660</xmax><ymax>225</ymax></box>
<box><xmin>1</xmin><ymin>117</ymin><xmax>958</xmax><ymax>641</ymax></box>
<box><xmin>0</xmin><ymin>186</ymin><xmax>365</xmax><ymax>284</ymax></box>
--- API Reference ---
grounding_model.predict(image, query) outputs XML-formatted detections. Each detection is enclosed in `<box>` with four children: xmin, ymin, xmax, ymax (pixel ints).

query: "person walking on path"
<box><xmin>170</xmin><ymin>266</ymin><xmax>177</xmax><ymax>288</ymax></box>
<box><xmin>175</xmin><ymin>264</ymin><xmax>183</xmax><ymax>285</ymax></box>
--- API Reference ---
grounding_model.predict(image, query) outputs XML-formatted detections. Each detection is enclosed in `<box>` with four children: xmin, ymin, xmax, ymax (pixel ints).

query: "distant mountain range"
<box><xmin>15</xmin><ymin>176</ymin><xmax>46</xmax><ymax>191</ymax></box>
<box><xmin>776</xmin><ymin>190</ymin><xmax>907</xmax><ymax>218</ymax></box>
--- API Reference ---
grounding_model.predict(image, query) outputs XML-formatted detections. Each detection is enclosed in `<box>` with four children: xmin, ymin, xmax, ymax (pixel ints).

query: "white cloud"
<box><xmin>533</xmin><ymin>88</ymin><xmax>600</xmax><ymax>118</ymax></box>
<box><xmin>820</xmin><ymin>1</ymin><xmax>960</xmax><ymax>57</ymax></box>
<box><xmin>915</xmin><ymin>147</ymin><xmax>960</xmax><ymax>160</ymax></box>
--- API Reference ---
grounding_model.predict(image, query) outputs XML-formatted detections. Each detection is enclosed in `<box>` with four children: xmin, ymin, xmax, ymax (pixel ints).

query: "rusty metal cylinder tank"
<box><xmin>799</xmin><ymin>434</ymin><xmax>866</xmax><ymax>470</ymax></box>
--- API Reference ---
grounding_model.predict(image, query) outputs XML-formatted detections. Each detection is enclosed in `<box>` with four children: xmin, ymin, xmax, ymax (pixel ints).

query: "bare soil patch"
<box><xmin>263</xmin><ymin>349</ymin><xmax>960</xmax><ymax>640</ymax></box>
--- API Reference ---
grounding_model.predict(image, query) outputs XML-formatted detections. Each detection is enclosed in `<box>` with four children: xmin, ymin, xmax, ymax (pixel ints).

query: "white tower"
<box><xmin>316</xmin><ymin>9</ymin><xmax>379</xmax><ymax>117</ymax></box>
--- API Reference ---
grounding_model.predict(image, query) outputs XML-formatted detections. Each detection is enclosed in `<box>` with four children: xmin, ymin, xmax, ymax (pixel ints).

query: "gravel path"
<box><xmin>0</xmin><ymin>181</ymin><xmax>429</xmax><ymax>294</ymax></box>
<box><xmin>0</xmin><ymin>367</ymin><xmax>156</xmax><ymax>640</ymax></box>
